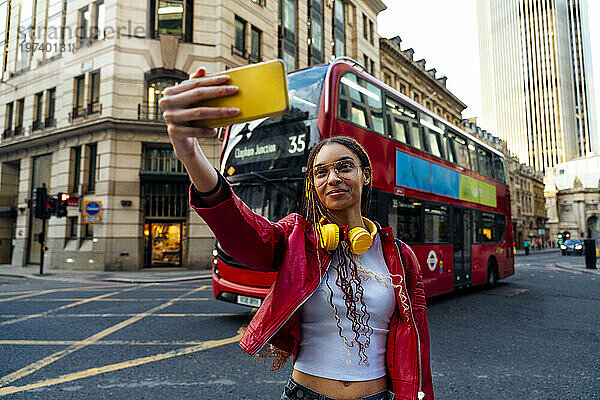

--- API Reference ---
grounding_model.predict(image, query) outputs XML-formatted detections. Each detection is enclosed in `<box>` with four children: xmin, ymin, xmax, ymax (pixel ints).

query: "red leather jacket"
<box><xmin>191</xmin><ymin>183</ymin><xmax>434</xmax><ymax>400</ymax></box>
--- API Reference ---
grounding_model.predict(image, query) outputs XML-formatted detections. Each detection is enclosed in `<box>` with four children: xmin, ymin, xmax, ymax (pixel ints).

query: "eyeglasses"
<box><xmin>311</xmin><ymin>159</ymin><xmax>361</xmax><ymax>187</ymax></box>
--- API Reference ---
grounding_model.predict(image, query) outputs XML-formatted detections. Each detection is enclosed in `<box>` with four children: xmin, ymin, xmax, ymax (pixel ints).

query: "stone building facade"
<box><xmin>379</xmin><ymin>36</ymin><xmax>466</xmax><ymax>127</ymax></box>
<box><xmin>545</xmin><ymin>156</ymin><xmax>600</xmax><ymax>242</ymax></box>
<box><xmin>462</xmin><ymin>120</ymin><xmax>547</xmax><ymax>249</ymax></box>
<box><xmin>0</xmin><ymin>0</ymin><xmax>386</xmax><ymax>270</ymax></box>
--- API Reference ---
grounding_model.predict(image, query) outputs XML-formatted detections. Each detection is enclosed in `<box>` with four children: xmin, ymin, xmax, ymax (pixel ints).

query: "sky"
<box><xmin>377</xmin><ymin>0</ymin><xmax>600</xmax><ymax>128</ymax></box>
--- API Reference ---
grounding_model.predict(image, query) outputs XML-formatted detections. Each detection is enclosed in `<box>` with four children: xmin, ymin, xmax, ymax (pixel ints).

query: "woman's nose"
<box><xmin>326</xmin><ymin>170</ymin><xmax>342</xmax><ymax>185</ymax></box>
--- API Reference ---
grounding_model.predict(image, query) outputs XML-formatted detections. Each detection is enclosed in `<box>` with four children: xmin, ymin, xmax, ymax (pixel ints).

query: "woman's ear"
<box><xmin>363</xmin><ymin>168</ymin><xmax>371</xmax><ymax>185</ymax></box>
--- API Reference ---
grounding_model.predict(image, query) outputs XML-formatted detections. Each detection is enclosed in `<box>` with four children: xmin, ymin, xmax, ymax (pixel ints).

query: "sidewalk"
<box><xmin>0</xmin><ymin>264</ymin><xmax>212</xmax><ymax>283</ymax></box>
<box><xmin>514</xmin><ymin>247</ymin><xmax>561</xmax><ymax>256</ymax></box>
<box><xmin>553</xmin><ymin>258</ymin><xmax>600</xmax><ymax>276</ymax></box>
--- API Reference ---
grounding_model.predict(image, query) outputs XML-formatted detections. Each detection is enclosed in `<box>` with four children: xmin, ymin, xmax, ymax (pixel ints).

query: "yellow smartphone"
<box><xmin>191</xmin><ymin>59</ymin><xmax>290</xmax><ymax>129</ymax></box>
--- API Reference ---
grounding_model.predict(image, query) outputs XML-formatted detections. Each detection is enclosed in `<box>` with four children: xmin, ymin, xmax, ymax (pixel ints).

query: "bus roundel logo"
<box><xmin>427</xmin><ymin>250</ymin><xmax>438</xmax><ymax>272</ymax></box>
<box><xmin>85</xmin><ymin>201</ymin><xmax>101</xmax><ymax>216</ymax></box>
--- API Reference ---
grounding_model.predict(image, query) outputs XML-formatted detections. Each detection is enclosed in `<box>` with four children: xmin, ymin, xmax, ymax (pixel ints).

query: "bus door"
<box><xmin>452</xmin><ymin>208</ymin><xmax>472</xmax><ymax>288</ymax></box>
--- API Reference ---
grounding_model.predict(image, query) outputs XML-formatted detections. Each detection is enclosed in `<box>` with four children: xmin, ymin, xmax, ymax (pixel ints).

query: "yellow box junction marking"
<box><xmin>0</xmin><ymin>328</ymin><xmax>245</xmax><ymax>396</ymax></box>
<box><xmin>0</xmin><ymin>285</ymin><xmax>205</xmax><ymax>387</ymax></box>
<box><xmin>0</xmin><ymin>285</ymin><xmax>148</xmax><ymax>327</ymax></box>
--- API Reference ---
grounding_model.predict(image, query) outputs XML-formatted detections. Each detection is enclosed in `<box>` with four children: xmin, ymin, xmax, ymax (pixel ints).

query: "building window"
<box><xmin>143</xmin><ymin>147</ymin><xmax>186</xmax><ymax>175</ymax></box>
<box><xmin>0</xmin><ymin>0</ymin><xmax>11</xmax><ymax>74</ymax></box>
<box><xmin>369</xmin><ymin>19</ymin><xmax>374</xmax><ymax>44</ymax></box>
<box><xmin>45</xmin><ymin>87</ymin><xmax>56</xmax><ymax>127</ymax></box>
<box><xmin>152</xmin><ymin>0</ymin><xmax>192</xmax><ymax>41</ymax></box>
<box><xmin>86</xmin><ymin>143</ymin><xmax>97</xmax><ymax>193</ymax></box>
<box><xmin>74</xmin><ymin>75</ymin><xmax>85</xmax><ymax>118</ymax></box>
<box><xmin>249</xmin><ymin>26</ymin><xmax>261</xmax><ymax>63</ymax></box>
<box><xmin>68</xmin><ymin>217</ymin><xmax>78</xmax><ymax>238</ymax></box>
<box><xmin>92</xmin><ymin>0</ymin><xmax>105</xmax><ymax>40</ymax></box>
<box><xmin>78</xmin><ymin>5</ymin><xmax>90</xmax><ymax>46</ymax></box>
<box><xmin>251</xmin><ymin>0</ymin><xmax>262</xmax><ymax>4</ymax></box>
<box><xmin>17</xmin><ymin>0</ymin><xmax>36</xmax><ymax>71</ymax></box>
<box><xmin>234</xmin><ymin>16</ymin><xmax>246</xmax><ymax>57</ymax></box>
<box><xmin>333</xmin><ymin>0</ymin><xmax>344</xmax><ymax>58</ymax></box>
<box><xmin>362</xmin><ymin>13</ymin><xmax>367</xmax><ymax>39</ymax></box>
<box><xmin>84</xmin><ymin>223</ymin><xmax>94</xmax><ymax>238</ymax></box>
<box><xmin>309</xmin><ymin>0</ymin><xmax>323</xmax><ymax>65</ymax></box>
<box><xmin>88</xmin><ymin>70</ymin><xmax>101</xmax><ymax>114</ymax></box>
<box><xmin>3</xmin><ymin>101</ymin><xmax>12</xmax><ymax>138</ymax></box>
<box><xmin>72</xmin><ymin>146</ymin><xmax>81</xmax><ymax>193</ymax></box>
<box><xmin>363</xmin><ymin>55</ymin><xmax>373</xmax><ymax>74</ymax></box>
<box><xmin>14</xmin><ymin>98</ymin><xmax>24</xmax><ymax>135</ymax></box>
<box><xmin>46</xmin><ymin>0</ymin><xmax>66</xmax><ymax>58</ymax></box>
<box><xmin>280</xmin><ymin>0</ymin><xmax>297</xmax><ymax>72</ymax></box>
<box><xmin>33</xmin><ymin>92</ymin><xmax>43</xmax><ymax>131</ymax></box>
<box><xmin>147</xmin><ymin>78</ymin><xmax>180</xmax><ymax>120</ymax></box>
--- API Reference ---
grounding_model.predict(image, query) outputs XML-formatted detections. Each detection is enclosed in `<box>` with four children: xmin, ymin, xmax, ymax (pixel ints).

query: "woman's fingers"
<box><xmin>167</xmin><ymin>124</ymin><xmax>219</xmax><ymax>139</ymax></box>
<box><xmin>163</xmin><ymin>75</ymin><xmax>231</xmax><ymax>97</ymax></box>
<box><xmin>163</xmin><ymin>106</ymin><xmax>240</xmax><ymax>125</ymax></box>
<box><xmin>160</xmin><ymin>85</ymin><xmax>239</xmax><ymax>111</ymax></box>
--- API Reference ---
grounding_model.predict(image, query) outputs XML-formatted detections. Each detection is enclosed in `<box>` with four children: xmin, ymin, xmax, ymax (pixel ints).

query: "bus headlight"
<box><xmin>574</xmin><ymin>244</ymin><xmax>582</xmax><ymax>250</ymax></box>
<box><xmin>560</xmin><ymin>245</ymin><xmax>567</xmax><ymax>250</ymax></box>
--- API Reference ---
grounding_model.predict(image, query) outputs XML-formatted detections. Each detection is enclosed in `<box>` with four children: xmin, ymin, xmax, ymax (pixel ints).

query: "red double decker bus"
<box><xmin>212</xmin><ymin>58</ymin><xmax>514</xmax><ymax>307</ymax></box>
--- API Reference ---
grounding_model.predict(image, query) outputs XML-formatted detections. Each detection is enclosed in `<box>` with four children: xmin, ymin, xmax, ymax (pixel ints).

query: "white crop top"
<box><xmin>294</xmin><ymin>233</ymin><xmax>396</xmax><ymax>381</ymax></box>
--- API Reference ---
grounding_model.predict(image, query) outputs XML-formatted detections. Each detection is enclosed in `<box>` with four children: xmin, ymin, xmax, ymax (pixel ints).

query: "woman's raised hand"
<box><xmin>158</xmin><ymin>67</ymin><xmax>240</xmax><ymax>195</ymax></box>
<box><xmin>158</xmin><ymin>67</ymin><xmax>240</xmax><ymax>160</ymax></box>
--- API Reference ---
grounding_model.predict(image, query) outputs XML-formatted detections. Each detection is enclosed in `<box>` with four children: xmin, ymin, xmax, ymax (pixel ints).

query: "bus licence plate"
<box><xmin>237</xmin><ymin>295</ymin><xmax>261</xmax><ymax>308</ymax></box>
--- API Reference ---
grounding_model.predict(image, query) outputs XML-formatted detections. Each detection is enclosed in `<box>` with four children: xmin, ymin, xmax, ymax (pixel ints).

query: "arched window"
<box><xmin>143</xmin><ymin>69</ymin><xmax>187</xmax><ymax>121</ymax></box>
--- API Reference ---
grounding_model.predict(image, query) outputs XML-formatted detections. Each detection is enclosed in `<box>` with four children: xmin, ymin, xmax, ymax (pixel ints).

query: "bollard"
<box><xmin>584</xmin><ymin>239</ymin><xmax>596</xmax><ymax>269</ymax></box>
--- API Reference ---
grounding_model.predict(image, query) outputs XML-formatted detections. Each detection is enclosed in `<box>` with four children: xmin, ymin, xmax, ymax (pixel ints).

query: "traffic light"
<box><xmin>33</xmin><ymin>186</ymin><xmax>47</xmax><ymax>219</ymax></box>
<box><xmin>557</xmin><ymin>233</ymin><xmax>563</xmax><ymax>239</ymax></box>
<box><xmin>56</xmin><ymin>192</ymin><xmax>70</xmax><ymax>218</ymax></box>
<box><xmin>46</xmin><ymin>196</ymin><xmax>56</xmax><ymax>218</ymax></box>
<box><xmin>564</xmin><ymin>231</ymin><xmax>570</xmax><ymax>239</ymax></box>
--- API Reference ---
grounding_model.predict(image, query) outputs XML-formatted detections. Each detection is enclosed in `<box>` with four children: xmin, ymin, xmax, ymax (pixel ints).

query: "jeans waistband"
<box><xmin>282</xmin><ymin>378</ymin><xmax>395</xmax><ymax>400</ymax></box>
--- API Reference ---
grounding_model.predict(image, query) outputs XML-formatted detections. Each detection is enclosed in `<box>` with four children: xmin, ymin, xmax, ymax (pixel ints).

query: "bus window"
<box><xmin>468</xmin><ymin>141</ymin><xmax>478</xmax><ymax>172</ymax></box>
<box><xmin>448</xmin><ymin>132</ymin><xmax>470</xmax><ymax>169</ymax></box>
<box><xmin>481</xmin><ymin>212</ymin><xmax>497</xmax><ymax>242</ymax></box>
<box><xmin>410</xmin><ymin>124</ymin><xmax>423</xmax><ymax>150</ymax></box>
<box><xmin>477</xmin><ymin>147</ymin><xmax>493</xmax><ymax>178</ymax></box>
<box><xmin>496</xmin><ymin>214</ymin><xmax>506</xmax><ymax>241</ymax></box>
<box><xmin>338</xmin><ymin>72</ymin><xmax>384</xmax><ymax>135</ymax></box>
<box><xmin>492</xmin><ymin>154</ymin><xmax>507</xmax><ymax>184</ymax></box>
<box><xmin>424</xmin><ymin>205</ymin><xmax>449</xmax><ymax>243</ymax></box>
<box><xmin>446</xmin><ymin>133</ymin><xmax>457</xmax><ymax>163</ymax></box>
<box><xmin>474</xmin><ymin>211</ymin><xmax>498</xmax><ymax>243</ymax></box>
<box><xmin>389</xmin><ymin>196</ymin><xmax>422</xmax><ymax>243</ymax></box>
<box><xmin>385</xmin><ymin>96</ymin><xmax>417</xmax><ymax>144</ymax></box>
<box><xmin>421</xmin><ymin>114</ymin><xmax>444</xmax><ymax>159</ymax></box>
<box><xmin>387</xmin><ymin>115</ymin><xmax>408</xmax><ymax>143</ymax></box>
<box><xmin>350</xmin><ymin>105</ymin><xmax>368</xmax><ymax>127</ymax></box>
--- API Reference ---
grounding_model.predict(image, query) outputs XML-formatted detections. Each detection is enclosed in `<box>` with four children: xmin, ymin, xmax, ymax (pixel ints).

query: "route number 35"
<box><xmin>288</xmin><ymin>134</ymin><xmax>306</xmax><ymax>154</ymax></box>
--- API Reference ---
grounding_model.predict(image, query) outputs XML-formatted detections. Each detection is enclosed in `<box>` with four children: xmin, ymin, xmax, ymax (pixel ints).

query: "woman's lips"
<box><xmin>326</xmin><ymin>189</ymin><xmax>348</xmax><ymax>198</ymax></box>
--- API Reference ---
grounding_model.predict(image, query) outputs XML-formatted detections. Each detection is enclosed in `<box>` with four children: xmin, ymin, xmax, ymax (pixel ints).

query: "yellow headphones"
<box><xmin>318</xmin><ymin>217</ymin><xmax>377</xmax><ymax>255</ymax></box>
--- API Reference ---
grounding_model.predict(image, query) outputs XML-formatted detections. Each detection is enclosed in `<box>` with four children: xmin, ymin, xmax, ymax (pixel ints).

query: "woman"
<box><xmin>159</xmin><ymin>67</ymin><xmax>434</xmax><ymax>400</ymax></box>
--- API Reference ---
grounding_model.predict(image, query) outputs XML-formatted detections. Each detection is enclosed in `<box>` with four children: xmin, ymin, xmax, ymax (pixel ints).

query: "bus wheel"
<box><xmin>487</xmin><ymin>260</ymin><xmax>498</xmax><ymax>288</ymax></box>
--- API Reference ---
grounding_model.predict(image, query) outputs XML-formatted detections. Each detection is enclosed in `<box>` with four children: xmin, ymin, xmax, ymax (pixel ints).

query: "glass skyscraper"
<box><xmin>478</xmin><ymin>0</ymin><xmax>597</xmax><ymax>172</ymax></box>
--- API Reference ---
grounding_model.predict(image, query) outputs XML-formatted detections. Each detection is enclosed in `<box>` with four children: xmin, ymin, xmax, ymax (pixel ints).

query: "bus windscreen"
<box><xmin>222</xmin><ymin>65</ymin><xmax>328</xmax><ymax>175</ymax></box>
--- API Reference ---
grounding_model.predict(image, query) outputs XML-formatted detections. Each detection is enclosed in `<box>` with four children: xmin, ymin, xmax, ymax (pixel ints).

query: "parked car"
<box><xmin>560</xmin><ymin>239</ymin><xmax>584</xmax><ymax>256</ymax></box>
